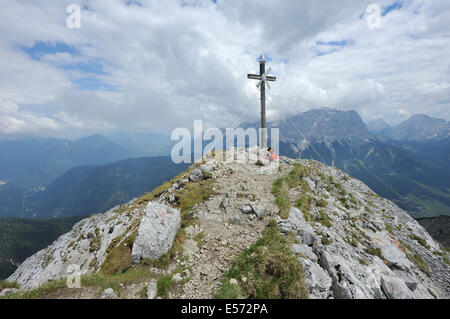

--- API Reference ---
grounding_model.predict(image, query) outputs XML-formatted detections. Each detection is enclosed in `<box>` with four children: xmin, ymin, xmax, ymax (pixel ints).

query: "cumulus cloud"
<box><xmin>0</xmin><ymin>0</ymin><xmax>449</xmax><ymax>137</ymax></box>
<box><xmin>0</xmin><ymin>99</ymin><xmax>58</xmax><ymax>134</ymax></box>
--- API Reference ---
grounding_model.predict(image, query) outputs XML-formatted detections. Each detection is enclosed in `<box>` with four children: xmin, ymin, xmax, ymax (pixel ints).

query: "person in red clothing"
<box><xmin>267</xmin><ymin>147</ymin><xmax>279</xmax><ymax>160</ymax></box>
<box><xmin>266</xmin><ymin>147</ymin><xmax>289</xmax><ymax>164</ymax></box>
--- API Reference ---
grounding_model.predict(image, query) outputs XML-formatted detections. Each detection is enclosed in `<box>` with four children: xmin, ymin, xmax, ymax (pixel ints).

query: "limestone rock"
<box><xmin>189</xmin><ymin>168</ymin><xmax>204</xmax><ymax>182</ymax></box>
<box><xmin>101</xmin><ymin>288</ymin><xmax>118</xmax><ymax>299</ymax></box>
<box><xmin>147</xmin><ymin>281</ymin><xmax>157</xmax><ymax>299</ymax></box>
<box><xmin>380</xmin><ymin>275</ymin><xmax>414</xmax><ymax>299</ymax></box>
<box><xmin>131</xmin><ymin>202</ymin><xmax>181</xmax><ymax>265</ymax></box>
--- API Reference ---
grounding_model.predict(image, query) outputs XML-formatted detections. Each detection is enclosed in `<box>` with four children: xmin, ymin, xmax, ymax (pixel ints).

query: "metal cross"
<box><xmin>247</xmin><ymin>54</ymin><xmax>276</xmax><ymax>149</ymax></box>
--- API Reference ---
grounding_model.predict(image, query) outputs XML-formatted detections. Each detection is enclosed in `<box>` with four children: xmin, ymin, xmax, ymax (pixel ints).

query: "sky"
<box><xmin>0</xmin><ymin>0</ymin><xmax>449</xmax><ymax>139</ymax></box>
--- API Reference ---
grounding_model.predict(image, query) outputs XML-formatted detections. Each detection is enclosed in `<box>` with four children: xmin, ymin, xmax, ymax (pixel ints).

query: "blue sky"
<box><xmin>21</xmin><ymin>41</ymin><xmax>114</xmax><ymax>90</ymax></box>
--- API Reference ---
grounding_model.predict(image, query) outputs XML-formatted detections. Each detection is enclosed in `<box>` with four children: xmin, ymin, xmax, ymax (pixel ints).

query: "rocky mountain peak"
<box><xmin>388</xmin><ymin>114</ymin><xmax>450</xmax><ymax>141</ymax></box>
<box><xmin>2</xmin><ymin>147</ymin><xmax>449</xmax><ymax>299</ymax></box>
<box><xmin>270</xmin><ymin>108</ymin><xmax>369</xmax><ymax>152</ymax></box>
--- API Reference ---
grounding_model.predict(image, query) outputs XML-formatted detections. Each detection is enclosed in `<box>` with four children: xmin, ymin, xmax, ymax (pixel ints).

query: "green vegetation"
<box><xmin>294</xmin><ymin>197</ymin><xmax>314</xmax><ymax>221</ymax></box>
<box><xmin>349</xmin><ymin>193</ymin><xmax>358</xmax><ymax>205</ymax></box>
<box><xmin>101</xmin><ymin>220</ymin><xmax>139</xmax><ymax>275</ymax></box>
<box><xmin>82</xmin><ymin>266</ymin><xmax>153</xmax><ymax>297</ymax></box>
<box><xmin>316</xmin><ymin>198</ymin><xmax>327</xmax><ymax>208</ymax></box>
<box><xmin>216</xmin><ymin>281</ymin><xmax>243</xmax><ymax>299</ymax></box>
<box><xmin>216</xmin><ymin>220</ymin><xmax>308</xmax><ymax>299</ymax></box>
<box><xmin>157</xmin><ymin>274</ymin><xmax>174</xmax><ymax>297</ymax></box>
<box><xmin>358</xmin><ymin>257</ymin><xmax>368</xmax><ymax>266</ymax></box>
<box><xmin>273</xmin><ymin>180</ymin><xmax>291</xmax><ymax>219</ymax></box>
<box><xmin>339</xmin><ymin>197</ymin><xmax>350</xmax><ymax>209</ymax></box>
<box><xmin>1</xmin><ymin>279</ymin><xmax>67</xmax><ymax>299</ymax></box>
<box><xmin>345</xmin><ymin>232</ymin><xmax>359</xmax><ymax>247</ymax></box>
<box><xmin>366</xmin><ymin>247</ymin><xmax>383</xmax><ymax>259</ymax></box>
<box><xmin>406</xmin><ymin>252</ymin><xmax>430</xmax><ymax>276</ymax></box>
<box><xmin>193</xmin><ymin>232</ymin><xmax>204</xmax><ymax>248</ymax></box>
<box><xmin>321</xmin><ymin>236</ymin><xmax>332</xmax><ymax>246</ymax></box>
<box><xmin>409</xmin><ymin>234</ymin><xmax>430</xmax><ymax>250</ymax></box>
<box><xmin>318</xmin><ymin>211</ymin><xmax>332</xmax><ymax>228</ymax></box>
<box><xmin>385</xmin><ymin>223</ymin><xmax>393</xmax><ymax>234</ymax></box>
<box><xmin>177</xmin><ymin>180</ymin><xmax>213</xmax><ymax>214</ymax></box>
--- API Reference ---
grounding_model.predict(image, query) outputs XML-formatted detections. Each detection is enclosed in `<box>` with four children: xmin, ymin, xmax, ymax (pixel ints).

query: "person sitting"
<box><xmin>266</xmin><ymin>147</ymin><xmax>289</xmax><ymax>164</ymax></box>
<box><xmin>266</xmin><ymin>147</ymin><xmax>280</xmax><ymax>161</ymax></box>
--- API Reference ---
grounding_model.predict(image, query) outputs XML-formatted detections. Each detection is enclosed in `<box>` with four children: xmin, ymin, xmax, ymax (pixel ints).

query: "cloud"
<box><xmin>0</xmin><ymin>99</ymin><xmax>58</xmax><ymax>134</ymax></box>
<box><xmin>0</xmin><ymin>0</ymin><xmax>449</xmax><ymax>137</ymax></box>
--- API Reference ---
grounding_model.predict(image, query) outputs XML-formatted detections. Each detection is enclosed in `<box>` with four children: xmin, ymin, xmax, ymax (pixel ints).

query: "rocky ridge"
<box><xmin>2</xmin><ymin>147</ymin><xmax>449</xmax><ymax>299</ymax></box>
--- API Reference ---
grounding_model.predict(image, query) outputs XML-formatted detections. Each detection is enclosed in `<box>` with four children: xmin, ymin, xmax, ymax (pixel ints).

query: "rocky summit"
<box><xmin>2</xmin><ymin>147</ymin><xmax>449</xmax><ymax>299</ymax></box>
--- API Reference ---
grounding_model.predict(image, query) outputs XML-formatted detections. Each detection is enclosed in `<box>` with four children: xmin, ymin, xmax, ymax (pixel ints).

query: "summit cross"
<box><xmin>247</xmin><ymin>54</ymin><xmax>276</xmax><ymax>149</ymax></box>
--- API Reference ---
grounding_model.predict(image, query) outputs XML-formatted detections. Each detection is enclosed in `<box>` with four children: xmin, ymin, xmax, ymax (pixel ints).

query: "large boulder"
<box><xmin>299</xmin><ymin>258</ymin><xmax>332</xmax><ymax>298</ymax></box>
<box><xmin>368</xmin><ymin>231</ymin><xmax>413</xmax><ymax>271</ymax></box>
<box><xmin>131</xmin><ymin>202</ymin><xmax>181</xmax><ymax>265</ymax></box>
<box><xmin>380</xmin><ymin>275</ymin><xmax>414</xmax><ymax>299</ymax></box>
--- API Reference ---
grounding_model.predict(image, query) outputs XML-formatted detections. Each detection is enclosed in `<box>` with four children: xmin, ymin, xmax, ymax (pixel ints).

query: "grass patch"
<box><xmin>1</xmin><ymin>279</ymin><xmax>66</xmax><ymax>299</ymax></box>
<box><xmin>409</xmin><ymin>234</ymin><xmax>430</xmax><ymax>250</ymax></box>
<box><xmin>157</xmin><ymin>274</ymin><xmax>174</xmax><ymax>297</ymax></box>
<box><xmin>316</xmin><ymin>198</ymin><xmax>327</xmax><ymax>208</ymax></box>
<box><xmin>273</xmin><ymin>179</ymin><xmax>291</xmax><ymax>219</ymax></box>
<box><xmin>349</xmin><ymin>193</ymin><xmax>358</xmax><ymax>205</ymax></box>
<box><xmin>318</xmin><ymin>211</ymin><xmax>332</xmax><ymax>228</ymax></box>
<box><xmin>321</xmin><ymin>236</ymin><xmax>332</xmax><ymax>246</ymax></box>
<box><xmin>294</xmin><ymin>197</ymin><xmax>314</xmax><ymax>221</ymax></box>
<box><xmin>385</xmin><ymin>223</ymin><xmax>393</xmax><ymax>234</ymax></box>
<box><xmin>358</xmin><ymin>257</ymin><xmax>368</xmax><ymax>266</ymax></box>
<box><xmin>101</xmin><ymin>221</ymin><xmax>138</xmax><ymax>275</ymax></box>
<box><xmin>272</xmin><ymin>164</ymin><xmax>306</xmax><ymax>219</ymax></box>
<box><xmin>193</xmin><ymin>232</ymin><xmax>204</xmax><ymax>248</ymax></box>
<box><xmin>405</xmin><ymin>252</ymin><xmax>430</xmax><ymax>276</ymax></box>
<box><xmin>216</xmin><ymin>220</ymin><xmax>308</xmax><ymax>299</ymax></box>
<box><xmin>177</xmin><ymin>180</ymin><xmax>213</xmax><ymax>214</ymax></box>
<box><xmin>138</xmin><ymin>286</ymin><xmax>147</xmax><ymax>299</ymax></box>
<box><xmin>345</xmin><ymin>233</ymin><xmax>359</xmax><ymax>247</ymax></box>
<box><xmin>82</xmin><ymin>265</ymin><xmax>152</xmax><ymax>297</ymax></box>
<box><xmin>216</xmin><ymin>281</ymin><xmax>243</xmax><ymax>299</ymax></box>
<box><xmin>366</xmin><ymin>247</ymin><xmax>382</xmax><ymax>259</ymax></box>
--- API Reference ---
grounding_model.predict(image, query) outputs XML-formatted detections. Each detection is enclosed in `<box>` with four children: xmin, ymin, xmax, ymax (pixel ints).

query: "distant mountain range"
<box><xmin>0</xmin><ymin>155</ymin><xmax>188</xmax><ymax>219</ymax></box>
<box><xmin>367</xmin><ymin>114</ymin><xmax>450</xmax><ymax>141</ymax></box>
<box><xmin>256</xmin><ymin>109</ymin><xmax>449</xmax><ymax>218</ymax></box>
<box><xmin>0</xmin><ymin>134</ymin><xmax>138</xmax><ymax>190</ymax></box>
<box><xmin>26</xmin><ymin>156</ymin><xmax>188</xmax><ymax>218</ymax></box>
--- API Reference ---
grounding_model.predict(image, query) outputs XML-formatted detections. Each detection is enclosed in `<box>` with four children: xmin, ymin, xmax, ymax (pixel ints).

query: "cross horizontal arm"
<box><xmin>247</xmin><ymin>74</ymin><xmax>261</xmax><ymax>80</ymax></box>
<box><xmin>247</xmin><ymin>74</ymin><xmax>276</xmax><ymax>82</ymax></box>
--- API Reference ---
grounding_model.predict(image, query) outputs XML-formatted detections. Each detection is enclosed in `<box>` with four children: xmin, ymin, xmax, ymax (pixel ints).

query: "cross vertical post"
<box><xmin>260</xmin><ymin>57</ymin><xmax>266</xmax><ymax>149</ymax></box>
<box><xmin>247</xmin><ymin>54</ymin><xmax>276</xmax><ymax>149</ymax></box>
